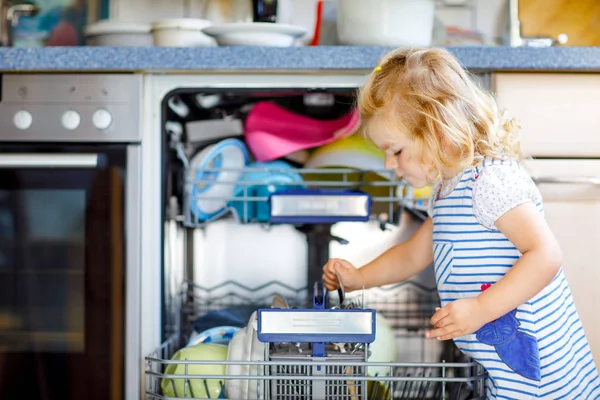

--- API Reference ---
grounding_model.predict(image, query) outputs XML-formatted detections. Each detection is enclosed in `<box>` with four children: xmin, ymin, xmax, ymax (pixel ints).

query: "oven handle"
<box><xmin>0</xmin><ymin>153</ymin><xmax>99</xmax><ymax>168</ymax></box>
<box><xmin>532</xmin><ymin>176</ymin><xmax>600</xmax><ymax>185</ymax></box>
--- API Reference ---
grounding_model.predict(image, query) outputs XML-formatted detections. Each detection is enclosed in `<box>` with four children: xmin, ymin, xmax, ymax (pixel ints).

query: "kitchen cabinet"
<box><xmin>493</xmin><ymin>73</ymin><xmax>600</xmax><ymax>158</ymax></box>
<box><xmin>522</xmin><ymin>158</ymin><xmax>600</xmax><ymax>368</ymax></box>
<box><xmin>495</xmin><ymin>72</ymin><xmax>600</xmax><ymax>368</ymax></box>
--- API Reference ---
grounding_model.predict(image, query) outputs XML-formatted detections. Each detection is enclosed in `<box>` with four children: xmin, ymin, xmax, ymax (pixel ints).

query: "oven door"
<box><xmin>0</xmin><ymin>146</ymin><xmax>140</xmax><ymax>400</ymax></box>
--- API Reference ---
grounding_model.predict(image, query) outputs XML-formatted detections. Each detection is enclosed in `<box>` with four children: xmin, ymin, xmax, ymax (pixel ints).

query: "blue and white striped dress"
<box><xmin>430</xmin><ymin>158</ymin><xmax>600</xmax><ymax>399</ymax></box>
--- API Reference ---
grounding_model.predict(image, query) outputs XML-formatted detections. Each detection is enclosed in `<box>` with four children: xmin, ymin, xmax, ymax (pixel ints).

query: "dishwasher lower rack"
<box><xmin>145</xmin><ymin>340</ymin><xmax>486</xmax><ymax>400</ymax></box>
<box><xmin>147</xmin><ymin>280</ymin><xmax>488</xmax><ymax>399</ymax></box>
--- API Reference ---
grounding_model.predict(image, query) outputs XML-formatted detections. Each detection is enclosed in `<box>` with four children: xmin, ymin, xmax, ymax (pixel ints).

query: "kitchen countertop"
<box><xmin>2</xmin><ymin>45</ymin><xmax>600</xmax><ymax>72</ymax></box>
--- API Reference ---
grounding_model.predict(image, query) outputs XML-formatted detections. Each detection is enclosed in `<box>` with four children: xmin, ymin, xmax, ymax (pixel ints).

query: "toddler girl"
<box><xmin>322</xmin><ymin>48</ymin><xmax>600</xmax><ymax>399</ymax></box>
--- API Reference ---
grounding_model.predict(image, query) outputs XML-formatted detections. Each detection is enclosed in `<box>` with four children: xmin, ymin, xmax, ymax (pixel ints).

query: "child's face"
<box><xmin>368</xmin><ymin>115</ymin><xmax>434</xmax><ymax>188</ymax></box>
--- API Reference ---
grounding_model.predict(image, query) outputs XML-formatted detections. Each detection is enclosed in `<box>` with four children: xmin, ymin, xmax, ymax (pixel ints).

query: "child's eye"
<box><xmin>394</xmin><ymin>149</ymin><xmax>403</xmax><ymax>156</ymax></box>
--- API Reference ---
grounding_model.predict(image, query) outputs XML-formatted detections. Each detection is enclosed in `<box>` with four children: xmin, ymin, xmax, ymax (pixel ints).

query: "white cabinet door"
<box><xmin>523</xmin><ymin>158</ymin><xmax>600</xmax><ymax>367</ymax></box>
<box><xmin>493</xmin><ymin>73</ymin><xmax>600</xmax><ymax>158</ymax></box>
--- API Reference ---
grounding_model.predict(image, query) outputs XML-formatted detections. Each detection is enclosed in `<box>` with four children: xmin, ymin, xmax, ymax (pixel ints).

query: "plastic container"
<box><xmin>187</xmin><ymin>138</ymin><xmax>250</xmax><ymax>222</ymax></box>
<box><xmin>228</xmin><ymin>160</ymin><xmax>304</xmax><ymax>223</ymax></box>
<box><xmin>84</xmin><ymin>20</ymin><xmax>153</xmax><ymax>46</ymax></box>
<box><xmin>151</xmin><ymin>18</ymin><xmax>215</xmax><ymax>47</ymax></box>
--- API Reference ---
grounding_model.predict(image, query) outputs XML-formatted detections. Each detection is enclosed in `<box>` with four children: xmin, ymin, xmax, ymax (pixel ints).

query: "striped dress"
<box><xmin>430</xmin><ymin>158</ymin><xmax>600</xmax><ymax>399</ymax></box>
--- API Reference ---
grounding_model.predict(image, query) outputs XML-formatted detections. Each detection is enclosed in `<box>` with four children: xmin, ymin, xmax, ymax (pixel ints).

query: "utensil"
<box><xmin>271</xmin><ymin>294</ymin><xmax>289</xmax><ymax>309</ymax></box>
<box><xmin>335</xmin><ymin>269</ymin><xmax>345</xmax><ymax>305</ymax></box>
<box><xmin>310</xmin><ymin>0</ymin><xmax>323</xmax><ymax>46</ymax></box>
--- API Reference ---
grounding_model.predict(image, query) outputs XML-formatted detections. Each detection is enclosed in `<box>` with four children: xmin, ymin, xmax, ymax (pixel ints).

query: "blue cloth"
<box><xmin>192</xmin><ymin>305</ymin><xmax>259</xmax><ymax>333</ymax></box>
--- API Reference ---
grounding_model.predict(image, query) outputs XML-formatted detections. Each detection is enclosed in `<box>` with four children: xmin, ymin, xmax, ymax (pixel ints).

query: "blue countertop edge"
<box><xmin>1</xmin><ymin>45</ymin><xmax>600</xmax><ymax>72</ymax></box>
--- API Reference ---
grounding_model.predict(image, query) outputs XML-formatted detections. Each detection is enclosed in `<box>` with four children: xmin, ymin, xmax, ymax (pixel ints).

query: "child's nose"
<box><xmin>384</xmin><ymin>154</ymin><xmax>396</xmax><ymax>169</ymax></box>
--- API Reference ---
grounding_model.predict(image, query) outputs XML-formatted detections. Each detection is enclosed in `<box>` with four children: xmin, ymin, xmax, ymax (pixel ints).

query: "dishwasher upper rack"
<box><xmin>181</xmin><ymin>166</ymin><xmax>430</xmax><ymax>228</ymax></box>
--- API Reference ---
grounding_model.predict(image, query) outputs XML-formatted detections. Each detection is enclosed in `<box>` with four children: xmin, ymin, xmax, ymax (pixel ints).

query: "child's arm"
<box><xmin>428</xmin><ymin>202</ymin><xmax>562</xmax><ymax>340</ymax></box>
<box><xmin>323</xmin><ymin>217</ymin><xmax>434</xmax><ymax>291</ymax></box>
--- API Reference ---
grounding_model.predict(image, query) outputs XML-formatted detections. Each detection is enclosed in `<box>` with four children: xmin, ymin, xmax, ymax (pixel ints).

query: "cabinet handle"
<box><xmin>532</xmin><ymin>176</ymin><xmax>600</xmax><ymax>185</ymax></box>
<box><xmin>0</xmin><ymin>153</ymin><xmax>98</xmax><ymax>168</ymax></box>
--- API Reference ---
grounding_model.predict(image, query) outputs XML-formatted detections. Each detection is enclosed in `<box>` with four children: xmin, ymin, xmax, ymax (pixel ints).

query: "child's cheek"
<box><xmin>396</xmin><ymin>157</ymin><xmax>406</xmax><ymax>173</ymax></box>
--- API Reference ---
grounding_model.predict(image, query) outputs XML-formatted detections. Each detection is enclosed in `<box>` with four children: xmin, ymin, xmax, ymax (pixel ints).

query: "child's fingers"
<box><xmin>322</xmin><ymin>272</ymin><xmax>337</xmax><ymax>285</ymax></box>
<box><xmin>333</xmin><ymin>259</ymin><xmax>354</xmax><ymax>272</ymax></box>
<box><xmin>430</xmin><ymin>306</ymin><xmax>449</xmax><ymax>327</ymax></box>
<box><xmin>323</xmin><ymin>280</ymin><xmax>336</xmax><ymax>291</ymax></box>
<box><xmin>426</xmin><ymin>324</ymin><xmax>460</xmax><ymax>340</ymax></box>
<box><xmin>324</xmin><ymin>259</ymin><xmax>351</xmax><ymax>279</ymax></box>
<box><xmin>322</xmin><ymin>262</ymin><xmax>340</xmax><ymax>290</ymax></box>
<box><xmin>323</xmin><ymin>275</ymin><xmax>341</xmax><ymax>291</ymax></box>
<box><xmin>322</xmin><ymin>260</ymin><xmax>338</xmax><ymax>280</ymax></box>
<box><xmin>322</xmin><ymin>259</ymin><xmax>357</xmax><ymax>290</ymax></box>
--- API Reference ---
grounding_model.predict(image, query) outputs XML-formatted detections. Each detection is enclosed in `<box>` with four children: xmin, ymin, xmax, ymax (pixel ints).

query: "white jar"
<box><xmin>151</xmin><ymin>18</ymin><xmax>216</xmax><ymax>47</ymax></box>
<box><xmin>336</xmin><ymin>0</ymin><xmax>436</xmax><ymax>47</ymax></box>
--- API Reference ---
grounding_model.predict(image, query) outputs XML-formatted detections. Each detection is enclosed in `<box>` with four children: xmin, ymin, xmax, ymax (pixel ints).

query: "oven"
<box><xmin>0</xmin><ymin>74</ymin><xmax>142</xmax><ymax>400</ymax></box>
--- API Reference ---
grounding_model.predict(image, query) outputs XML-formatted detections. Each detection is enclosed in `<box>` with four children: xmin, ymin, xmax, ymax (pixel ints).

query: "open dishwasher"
<box><xmin>143</xmin><ymin>75</ymin><xmax>487</xmax><ymax>400</ymax></box>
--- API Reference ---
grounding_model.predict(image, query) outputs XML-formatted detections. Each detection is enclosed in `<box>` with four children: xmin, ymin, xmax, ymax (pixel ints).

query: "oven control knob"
<box><xmin>92</xmin><ymin>109</ymin><xmax>112</xmax><ymax>130</ymax></box>
<box><xmin>62</xmin><ymin>110</ymin><xmax>81</xmax><ymax>130</ymax></box>
<box><xmin>13</xmin><ymin>110</ymin><xmax>33</xmax><ymax>130</ymax></box>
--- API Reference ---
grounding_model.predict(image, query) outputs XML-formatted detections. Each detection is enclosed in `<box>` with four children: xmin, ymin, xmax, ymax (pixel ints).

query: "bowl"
<box><xmin>228</xmin><ymin>160</ymin><xmax>304</xmax><ymax>222</ymax></box>
<box><xmin>84</xmin><ymin>20</ymin><xmax>153</xmax><ymax>46</ymax></box>
<box><xmin>151</xmin><ymin>18</ymin><xmax>215</xmax><ymax>47</ymax></box>
<box><xmin>160</xmin><ymin>343</ymin><xmax>228</xmax><ymax>398</ymax></box>
<box><xmin>304</xmin><ymin>133</ymin><xmax>387</xmax><ymax>176</ymax></box>
<box><xmin>244</xmin><ymin>101</ymin><xmax>359</xmax><ymax>162</ymax></box>
<box><xmin>303</xmin><ymin>134</ymin><xmax>396</xmax><ymax>215</ymax></box>
<box><xmin>201</xmin><ymin>22</ymin><xmax>307</xmax><ymax>46</ymax></box>
<box><xmin>367</xmin><ymin>313</ymin><xmax>399</xmax><ymax>376</ymax></box>
<box><xmin>187</xmin><ymin>326</ymin><xmax>240</xmax><ymax>347</ymax></box>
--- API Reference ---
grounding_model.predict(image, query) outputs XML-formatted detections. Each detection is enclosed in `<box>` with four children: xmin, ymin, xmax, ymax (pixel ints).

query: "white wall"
<box><xmin>436</xmin><ymin>0</ymin><xmax>508</xmax><ymax>43</ymax></box>
<box><xmin>110</xmin><ymin>0</ymin><xmax>510</xmax><ymax>44</ymax></box>
<box><xmin>110</xmin><ymin>0</ymin><xmax>187</xmax><ymax>22</ymax></box>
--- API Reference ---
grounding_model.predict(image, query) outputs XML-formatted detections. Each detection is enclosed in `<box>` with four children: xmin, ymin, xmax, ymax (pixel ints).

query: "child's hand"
<box><xmin>322</xmin><ymin>258</ymin><xmax>364</xmax><ymax>292</ymax></box>
<box><xmin>426</xmin><ymin>298</ymin><xmax>488</xmax><ymax>341</ymax></box>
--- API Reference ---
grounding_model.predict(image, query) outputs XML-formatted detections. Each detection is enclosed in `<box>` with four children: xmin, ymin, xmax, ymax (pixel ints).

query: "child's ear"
<box><xmin>438</xmin><ymin>135</ymin><xmax>462</xmax><ymax>164</ymax></box>
<box><xmin>437</xmin><ymin>133</ymin><xmax>452</xmax><ymax>155</ymax></box>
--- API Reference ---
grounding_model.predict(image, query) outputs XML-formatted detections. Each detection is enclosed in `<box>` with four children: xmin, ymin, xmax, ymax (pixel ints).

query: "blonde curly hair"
<box><xmin>359</xmin><ymin>47</ymin><xmax>521</xmax><ymax>177</ymax></box>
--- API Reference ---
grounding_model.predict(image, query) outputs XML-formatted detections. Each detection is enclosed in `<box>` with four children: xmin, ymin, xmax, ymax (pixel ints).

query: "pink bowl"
<box><xmin>244</xmin><ymin>101</ymin><xmax>360</xmax><ymax>162</ymax></box>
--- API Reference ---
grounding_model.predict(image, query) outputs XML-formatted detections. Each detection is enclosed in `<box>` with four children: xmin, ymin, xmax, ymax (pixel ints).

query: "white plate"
<box><xmin>201</xmin><ymin>22</ymin><xmax>307</xmax><ymax>46</ymax></box>
<box><xmin>226</xmin><ymin>312</ymin><xmax>265</xmax><ymax>399</ymax></box>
